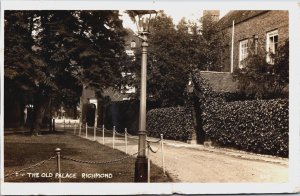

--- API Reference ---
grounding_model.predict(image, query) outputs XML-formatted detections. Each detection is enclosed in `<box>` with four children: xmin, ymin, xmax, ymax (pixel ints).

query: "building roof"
<box><xmin>102</xmin><ymin>87</ymin><xmax>131</xmax><ymax>102</ymax></box>
<box><xmin>124</xmin><ymin>28</ymin><xmax>140</xmax><ymax>50</ymax></box>
<box><xmin>199</xmin><ymin>71</ymin><xmax>239</xmax><ymax>93</ymax></box>
<box><xmin>218</xmin><ymin>10</ymin><xmax>269</xmax><ymax>30</ymax></box>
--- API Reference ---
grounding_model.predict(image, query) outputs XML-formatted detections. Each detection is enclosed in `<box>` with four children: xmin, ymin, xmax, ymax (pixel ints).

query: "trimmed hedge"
<box><xmin>147</xmin><ymin>107</ymin><xmax>193</xmax><ymax>141</ymax></box>
<box><xmin>203</xmin><ymin>99</ymin><xmax>288</xmax><ymax>156</ymax></box>
<box><xmin>193</xmin><ymin>71</ymin><xmax>289</xmax><ymax>157</ymax></box>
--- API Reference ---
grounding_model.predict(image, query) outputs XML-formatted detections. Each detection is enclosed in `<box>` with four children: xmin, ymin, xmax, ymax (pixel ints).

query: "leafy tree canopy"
<box><xmin>125</xmin><ymin>11</ymin><xmax>224</xmax><ymax>107</ymax></box>
<box><xmin>5</xmin><ymin>10</ymin><xmax>128</xmax><ymax>130</ymax></box>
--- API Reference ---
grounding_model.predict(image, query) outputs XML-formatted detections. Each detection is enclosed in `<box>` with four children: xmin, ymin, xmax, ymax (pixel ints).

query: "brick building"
<box><xmin>79</xmin><ymin>28</ymin><xmax>138</xmax><ymax>128</ymax></box>
<box><xmin>217</xmin><ymin>10</ymin><xmax>289</xmax><ymax>72</ymax></box>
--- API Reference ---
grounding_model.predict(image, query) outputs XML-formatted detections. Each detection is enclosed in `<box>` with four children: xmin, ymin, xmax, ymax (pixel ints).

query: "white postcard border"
<box><xmin>1</xmin><ymin>1</ymin><xmax>299</xmax><ymax>195</ymax></box>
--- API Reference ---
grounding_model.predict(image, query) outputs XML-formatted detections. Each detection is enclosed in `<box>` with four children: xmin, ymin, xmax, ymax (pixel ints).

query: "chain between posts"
<box><xmin>147</xmin><ymin>138</ymin><xmax>162</xmax><ymax>143</ymax></box>
<box><xmin>99</xmin><ymin>128</ymin><xmax>113</xmax><ymax>134</ymax></box>
<box><xmin>147</xmin><ymin>141</ymin><xmax>161</xmax><ymax>153</ymax></box>
<box><xmin>4</xmin><ymin>156</ymin><xmax>57</xmax><ymax>178</ymax></box>
<box><xmin>5</xmin><ymin>128</ymin><xmax>165</xmax><ymax>180</ymax></box>
<box><xmin>99</xmin><ymin>127</ymin><xmax>161</xmax><ymax>142</ymax></box>
<box><xmin>86</xmin><ymin>125</ymin><xmax>94</xmax><ymax>129</ymax></box>
<box><xmin>60</xmin><ymin>148</ymin><xmax>145</xmax><ymax>165</ymax></box>
<box><xmin>77</xmin><ymin>125</ymin><xmax>165</xmax><ymax>175</ymax></box>
<box><xmin>126</xmin><ymin>132</ymin><xmax>139</xmax><ymax>140</ymax></box>
<box><xmin>114</xmin><ymin>130</ymin><xmax>125</xmax><ymax>136</ymax></box>
<box><xmin>126</xmin><ymin>135</ymin><xmax>139</xmax><ymax>140</ymax></box>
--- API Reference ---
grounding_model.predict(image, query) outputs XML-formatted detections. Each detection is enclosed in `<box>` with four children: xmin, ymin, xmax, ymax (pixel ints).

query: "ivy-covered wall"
<box><xmin>193</xmin><ymin>71</ymin><xmax>289</xmax><ymax>157</ymax></box>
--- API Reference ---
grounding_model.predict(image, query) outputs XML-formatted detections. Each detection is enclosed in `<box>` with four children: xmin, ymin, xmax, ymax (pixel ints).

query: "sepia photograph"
<box><xmin>1</xmin><ymin>1</ymin><xmax>299</xmax><ymax>195</ymax></box>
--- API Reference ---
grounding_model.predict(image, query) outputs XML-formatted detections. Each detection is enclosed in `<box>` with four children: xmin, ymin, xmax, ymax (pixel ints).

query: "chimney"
<box><xmin>203</xmin><ymin>10</ymin><xmax>220</xmax><ymax>22</ymax></box>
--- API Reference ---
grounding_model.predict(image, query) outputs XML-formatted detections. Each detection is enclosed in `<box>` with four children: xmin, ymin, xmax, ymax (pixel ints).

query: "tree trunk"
<box><xmin>31</xmin><ymin>94</ymin><xmax>50</xmax><ymax>134</ymax></box>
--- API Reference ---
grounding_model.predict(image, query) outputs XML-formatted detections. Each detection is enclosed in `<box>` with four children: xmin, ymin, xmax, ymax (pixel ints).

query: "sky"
<box><xmin>121</xmin><ymin>9</ymin><xmax>229</xmax><ymax>31</ymax></box>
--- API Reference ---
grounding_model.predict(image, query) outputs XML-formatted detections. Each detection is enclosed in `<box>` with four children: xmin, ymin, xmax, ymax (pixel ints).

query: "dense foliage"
<box><xmin>147</xmin><ymin>107</ymin><xmax>193</xmax><ymax>141</ymax></box>
<box><xmin>126</xmin><ymin>11</ymin><xmax>225</xmax><ymax>107</ymax></box>
<box><xmin>233</xmin><ymin>40</ymin><xmax>289</xmax><ymax>99</ymax></box>
<box><xmin>203</xmin><ymin>99</ymin><xmax>288</xmax><ymax>157</ymax></box>
<box><xmin>193</xmin><ymin>71</ymin><xmax>288</xmax><ymax>157</ymax></box>
<box><xmin>4</xmin><ymin>10</ymin><xmax>128</xmax><ymax>130</ymax></box>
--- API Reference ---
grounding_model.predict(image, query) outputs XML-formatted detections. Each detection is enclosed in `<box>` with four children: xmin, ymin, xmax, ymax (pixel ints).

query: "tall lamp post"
<box><xmin>128</xmin><ymin>10</ymin><xmax>157</xmax><ymax>182</ymax></box>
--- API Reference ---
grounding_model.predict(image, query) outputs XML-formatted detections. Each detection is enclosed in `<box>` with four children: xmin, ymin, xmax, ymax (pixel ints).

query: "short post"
<box><xmin>125</xmin><ymin>128</ymin><xmax>128</xmax><ymax>154</ymax></box>
<box><xmin>93</xmin><ymin>123</ymin><xmax>96</xmax><ymax>141</ymax></box>
<box><xmin>147</xmin><ymin>143</ymin><xmax>150</xmax><ymax>183</ymax></box>
<box><xmin>85</xmin><ymin>122</ymin><xmax>88</xmax><ymax>138</ymax></box>
<box><xmin>63</xmin><ymin>119</ymin><xmax>65</xmax><ymax>131</ymax></box>
<box><xmin>79</xmin><ymin>122</ymin><xmax>82</xmax><ymax>135</ymax></box>
<box><xmin>69</xmin><ymin>120</ymin><xmax>71</xmax><ymax>128</ymax></box>
<box><xmin>161</xmin><ymin>134</ymin><xmax>165</xmax><ymax>175</ymax></box>
<box><xmin>113</xmin><ymin>126</ymin><xmax>115</xmax><ymax>149</ymax></box>
<box><xmin>94</xmin><ymin>115</ymin><xmax>98</xmax><ymax>141</ymax></box>
<box><xmin>74</xmin><ymin>122</ymin><xmax>76</xmax><ymax>135</ymax></box>
<box><xmin>49</xmin><ymin>118</ymin><xmax>53</xmax><ymax>132</ymax></box>
<box><xmin>102</xmin><ymin>124</ymin><xmax>105</xmax><ymax>144</ymax></box>
<box><xmin>55</xmin><ymin>148</ymin><xmax>61</xmax><ymax>183</ymax></box>
<box><xmin>52</xmin><ymin>119</ymin><xmax>55</xmax><ymax>132</ymax></box>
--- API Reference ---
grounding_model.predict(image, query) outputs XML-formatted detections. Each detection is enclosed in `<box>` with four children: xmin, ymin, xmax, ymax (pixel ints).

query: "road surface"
<box><xmin>73</xmin><ymin>127</ymin><xmax>288</xmax><ymax>183</ymax></box>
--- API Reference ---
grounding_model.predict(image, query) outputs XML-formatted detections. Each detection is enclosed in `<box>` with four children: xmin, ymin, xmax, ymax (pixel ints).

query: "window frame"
<box><xmin>239</xmin><ymin>38</ymin><xmax>249</xmax><ymax>68</ymax></box>
<box><xmin>130</xmin><ymin>41</ymin><xmax>136</xmax><ymax>48</ymax></box>
<box><xmin>266</xmin><ymin>29</ymin><xmax>279</xmax><ymax>63</ymax></box>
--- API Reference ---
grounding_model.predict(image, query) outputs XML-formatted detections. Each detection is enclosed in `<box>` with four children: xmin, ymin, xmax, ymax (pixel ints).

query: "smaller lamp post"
<box><xmin>187</xmin><ymin>74</ymin><xmax>194</xmax><ymax>94</ymax></box>
<box><xmin>127</xmin><ymin>10</ymin><xmax>157</xmax><ymax>182</ymax></box>
<box><xmin>28</xmin><ymin>104</ymin><xmax>35</xmax><ymax>133</ymax></box>
<box><xmin>186</xmin><ymin>74</ymin><xmax>195</xmax><ymax>143</ymax></box>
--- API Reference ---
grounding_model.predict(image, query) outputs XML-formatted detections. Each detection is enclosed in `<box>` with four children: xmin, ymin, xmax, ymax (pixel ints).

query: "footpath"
<box><xmin>76</xmin><ymin>126</ymin><xmax>288</xmax><ymax>183</ymax></box>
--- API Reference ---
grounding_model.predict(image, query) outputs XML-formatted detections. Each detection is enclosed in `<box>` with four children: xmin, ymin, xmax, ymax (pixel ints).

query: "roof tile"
<box><xmin>199</xmin><ymin>71</ymin><xmax>239</xmax><ymax>93</ymax></box>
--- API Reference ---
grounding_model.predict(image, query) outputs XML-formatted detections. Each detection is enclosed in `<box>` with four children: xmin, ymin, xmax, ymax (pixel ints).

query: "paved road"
<box><xmin>73</xmin><ymin>127</ymin><xmax>288</xmax><ymax>183</ymax></box>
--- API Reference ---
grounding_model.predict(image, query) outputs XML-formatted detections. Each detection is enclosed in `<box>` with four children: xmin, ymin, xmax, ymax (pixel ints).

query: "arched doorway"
<box><xmin>86</xmin><ymin>103</ymin><xmax>96</xmax><ymax>127</ymax></box>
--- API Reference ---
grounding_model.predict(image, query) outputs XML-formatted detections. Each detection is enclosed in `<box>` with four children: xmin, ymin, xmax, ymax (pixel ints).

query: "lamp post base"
<box><xmin>134</xmin><ymin>156</ymin><xmax>148</xmax><ymax>182</ymax></box>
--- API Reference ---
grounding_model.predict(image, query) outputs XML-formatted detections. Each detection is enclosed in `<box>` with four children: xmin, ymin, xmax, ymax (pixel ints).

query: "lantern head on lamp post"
<box><xmin>187</xmin><ymin>74</ymin><xmax>194</xmax><ymax>94</ymax></box>
<box><xmin>128</xmin><ymin>10</ymin><xmax>157</xmax><ymax>34</ymax></box>
<box><xmin>126</xmin><ymin>10</ymin><xmax>157</xmax><ymax>182</ymax></box>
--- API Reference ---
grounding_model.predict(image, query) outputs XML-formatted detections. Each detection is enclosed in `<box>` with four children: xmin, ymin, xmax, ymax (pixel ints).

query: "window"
<box><xmin>266</xmin><ymin>30</ymin><xmax>278</xmax><ymax>63</ymax></box>
<box><xmin>121</xmin><ymin>85</ymin><xmax>136</xmax><ymax>94</ymax></box>
<box><xmin>120</xmin><ymin>72</ymin><xmax>136</xmax><ymax>94</ymax></box>
<box><xmin>239</xmin><ymin>39</ymin><xmax>249</xmax><ymax>68</ymax></box>
<box><xmin>130</xmin><ymin>41</ymin><xmax>136</xmax><ymax>48</ymax></box>
<box><xmin>125</xmin><ymin>50</ymin><xmax>134</xmax><ymax>56</ymax></box>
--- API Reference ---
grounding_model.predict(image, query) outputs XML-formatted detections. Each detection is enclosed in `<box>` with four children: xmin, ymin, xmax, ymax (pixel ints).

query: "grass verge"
<box><xmin>4</xmin><ymin>131</ymin><xmax>172</xmax><ymax>182</ymax></box>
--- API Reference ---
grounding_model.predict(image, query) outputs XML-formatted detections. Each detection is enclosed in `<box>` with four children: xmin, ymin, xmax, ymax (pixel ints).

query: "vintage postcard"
<box><xmin>1</xmin><ymin>0</ymin><xmax>300</xmax><ymax>195</ymax></box>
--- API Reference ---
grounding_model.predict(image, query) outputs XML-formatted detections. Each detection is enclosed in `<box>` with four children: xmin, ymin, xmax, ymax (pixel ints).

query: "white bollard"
<box><xmin>93</xmin><ymin>124</ymin><xmax>96</xmax><ymax>141</ymax></box>
<box><xmin>125</xmin><ymin>128</ymin><xmax>128</xmax><ymax>154</ymax></box>
<box><xmin>113</xmin><ymin>126</ymin><xmax>115</xmax><ymax>149</ymax></box>
<box><xmin>94</xmin><ymin>116</ymin><xmax>98</xmax><ymax>141</ymax></box>
<box><xmin>74</xmin><ymin>122</ymin><xmax>76</xmax><ymax>135</ymax></box>
<box><xmin>161</xmin><ymin>134</ymin><xmax>165</xmax><ymax>175</ymax></box>
<box><xmin>55</xmin><ymin>148</ymin><xmax>62</xmax><ymax>183</ymax></box>
<box><xmin>79</xmin><ymin>122</ymin><xmax>82</xmax><ymax>135</ymax></box>
<box><xmin>102</xmin><ymin>124</ymin><xmax>105</xmax><ymax>144</ymax></box>
<box><xmin>147</xmin><ymin>144</ymin><xmax>150</xmax><ymax>183</ymax></box>
<box><xmin>85</xmin><ymin>123</ymin><xmax>88</xmax><ymax>138</ymax></box>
